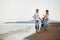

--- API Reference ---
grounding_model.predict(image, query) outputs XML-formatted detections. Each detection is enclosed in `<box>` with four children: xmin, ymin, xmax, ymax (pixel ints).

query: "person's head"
<box><xmin>46</xmin><ymin>10</ymin><xmax>49</xmax><ymax>15</ymax></box>
<box><xmin>36</xmin><ymin>9</ymin><xmax>39</xmax><ymax>13</ymax></box>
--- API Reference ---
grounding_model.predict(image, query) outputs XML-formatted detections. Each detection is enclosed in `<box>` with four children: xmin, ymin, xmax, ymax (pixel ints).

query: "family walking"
<box><xmin>33</xmin><ymin>9</ymin><xmax>49</xmax><ymax>33</ymax></box>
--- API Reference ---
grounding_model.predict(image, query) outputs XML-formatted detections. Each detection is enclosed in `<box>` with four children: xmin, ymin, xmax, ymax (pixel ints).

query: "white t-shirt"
<box><xmin>33</xmin><ymin>13</ymin><xmax>40</xmax><ymax>20</ymax></box>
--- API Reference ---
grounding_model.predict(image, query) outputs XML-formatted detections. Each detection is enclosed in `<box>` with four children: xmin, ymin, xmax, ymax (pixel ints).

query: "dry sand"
<box><xmin>24</xmin><ymin>23</ymin><xmax>60</xmax><ymax>40</ymax></box>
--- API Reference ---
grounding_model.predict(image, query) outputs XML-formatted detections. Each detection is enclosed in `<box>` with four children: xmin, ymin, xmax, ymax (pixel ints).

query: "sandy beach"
<box><xmin>24</xmin><ymin>23</ymin><xmax>60</xmax><ymax>40</ymax></box>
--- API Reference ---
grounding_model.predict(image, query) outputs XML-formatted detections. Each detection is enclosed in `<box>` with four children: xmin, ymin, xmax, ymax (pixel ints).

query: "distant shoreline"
<box><xmin>4</xmin><ymin>22</ymin><xmax>60</xmax><ymax>24</ymax></box>
<box><xmin>4</xmin><ymin>19</ymin><xmax>60</xmax><ymax>24</ymax></box>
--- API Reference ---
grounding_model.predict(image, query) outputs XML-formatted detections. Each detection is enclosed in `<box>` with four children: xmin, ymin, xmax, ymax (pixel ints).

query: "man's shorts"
<box><xmin>35</xmin><ymin>20</ymin><xmax>39</xmax><ymax>29</ymax></box>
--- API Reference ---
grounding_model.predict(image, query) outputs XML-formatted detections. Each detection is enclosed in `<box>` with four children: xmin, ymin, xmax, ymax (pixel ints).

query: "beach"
<box><xmin>0</xmin><ymin>23</ymin><xmax>60</xmax><ymax>40</ymax></box>
<box><xmin>24</xmin><ymin>23</ymin><xmax>60</xmax><ymax>40</ymax></box>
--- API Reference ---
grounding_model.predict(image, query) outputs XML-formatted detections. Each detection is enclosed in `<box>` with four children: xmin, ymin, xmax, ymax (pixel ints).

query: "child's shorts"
<box><xmin>41</xmin><ymin>24</ymin><xmax>44</xmax><ymax>27</ymax></box>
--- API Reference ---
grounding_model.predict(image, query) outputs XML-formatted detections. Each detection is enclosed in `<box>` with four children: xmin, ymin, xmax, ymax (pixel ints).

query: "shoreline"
<box><xmin>0</xmin><ymin>23</ymin><xmax>60</xmax><ymax>40</ymax></box>
<box><xmin>24</xmin><ymin>23</ymin><xmax>60</xmax><ymax>40</ymax></box>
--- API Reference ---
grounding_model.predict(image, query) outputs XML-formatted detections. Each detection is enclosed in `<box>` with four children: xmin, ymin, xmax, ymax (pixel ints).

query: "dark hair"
<box><xmin>36</xmin><ymin>9</ymin><xmax>39</xmax><ymax>13</ymax></box>
<box><xmin>46</xmin><ymin>10</ymin><xmax>49</xmax><ymax>15</ymax></box>
<box><xmin>46</xmin><ymin>10</ymin><xmax>49</xmax><ymax>12</ymax></box>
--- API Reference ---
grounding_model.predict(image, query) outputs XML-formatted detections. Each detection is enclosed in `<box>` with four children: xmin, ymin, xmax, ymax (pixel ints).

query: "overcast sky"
<box><xmin>0</xmin><ymin>0</ymin><xmax>60</xmax><ymax>23</ymax></box>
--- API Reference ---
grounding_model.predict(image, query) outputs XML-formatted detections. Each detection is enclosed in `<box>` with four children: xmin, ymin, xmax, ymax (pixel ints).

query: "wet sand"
<box><xmin>24</xmin><ymin>23</ymin><xmax>60</xmax><ymax>40</ymax></box>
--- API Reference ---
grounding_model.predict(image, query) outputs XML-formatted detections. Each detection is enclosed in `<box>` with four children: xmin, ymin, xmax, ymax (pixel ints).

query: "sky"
<box><xmin>0</xmin><ymin>0</ymin><xmax>60</xmax><ymax>23</ymax></box>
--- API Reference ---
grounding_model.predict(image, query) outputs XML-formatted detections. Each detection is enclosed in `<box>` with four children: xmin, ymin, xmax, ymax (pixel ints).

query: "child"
<box><xmin>40</xmin><ymin>17</ymin><xmax>45</xmax><ymax>31</ymax></box>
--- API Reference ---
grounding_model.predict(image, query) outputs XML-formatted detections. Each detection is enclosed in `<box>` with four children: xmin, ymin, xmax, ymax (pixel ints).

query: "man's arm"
<box><xmin>33</xmin><ymin>16</ymin><xmax>36</xmax><ymax>19</ymax></box>
<box><xmin>39</xmin><ymin>17</ymin><xmax>41</xmax><ymax>20</ymax></box>
<box><xmin>33</xmin><ymin>14</ymin><xmax>36</xmax><ymax>19</ymax></box>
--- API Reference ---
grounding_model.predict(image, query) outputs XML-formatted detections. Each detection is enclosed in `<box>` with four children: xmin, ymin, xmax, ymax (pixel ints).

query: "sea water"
<box><xmin>0</xmin><ymin>23</ymin><xmax>41</xmax><ymax>40</ymax></box>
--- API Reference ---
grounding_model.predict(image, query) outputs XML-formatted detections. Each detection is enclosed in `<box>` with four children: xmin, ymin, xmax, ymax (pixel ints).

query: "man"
<box><xmin>33</xmin><ymin>9</ymin><xmax>41</xmax><ymax>32</ymax></box>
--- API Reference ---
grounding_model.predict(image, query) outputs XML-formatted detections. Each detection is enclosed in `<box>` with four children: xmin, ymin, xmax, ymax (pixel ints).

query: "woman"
<box><xmin>43</xmin><ymin>10</ymin><xmax>49</xmax><ymax>31</ymax></box>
